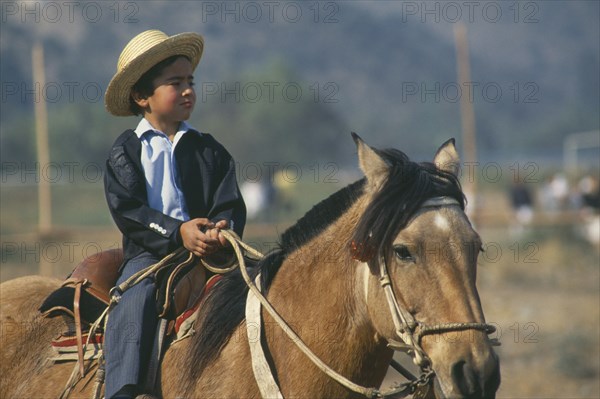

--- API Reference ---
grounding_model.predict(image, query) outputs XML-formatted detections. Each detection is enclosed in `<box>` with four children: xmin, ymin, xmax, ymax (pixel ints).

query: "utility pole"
<box><xmin>32</xmin><ymin>41</ymin><xmax>52</xmax><ymax>275</ymax></box>
<box><xmin>32</xmin><ymin>42</ymin><xmax>52</xmax><ymax>235</ymax></box>
<box><xmin>454</xmin><ymin>23</ymin><xmax>479</xmax><ymax>225</ymax></box>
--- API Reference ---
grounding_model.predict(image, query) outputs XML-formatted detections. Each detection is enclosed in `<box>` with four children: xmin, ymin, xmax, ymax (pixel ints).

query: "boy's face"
<box><xmin>137</xmin><ymin>57</ymin><xmax>196</xmax><ymax>129</ymax></box>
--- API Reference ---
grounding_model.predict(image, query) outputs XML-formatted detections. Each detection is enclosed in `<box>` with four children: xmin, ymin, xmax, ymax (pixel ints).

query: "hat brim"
<box><xmin>105</xmin><ymin>33</ymin><xmax>204</xmax><ymax>116</ymax></box>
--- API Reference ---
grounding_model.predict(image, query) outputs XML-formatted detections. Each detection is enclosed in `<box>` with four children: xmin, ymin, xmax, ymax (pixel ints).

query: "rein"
<box><xmin>218</xmin><ymin>230</ymin><xmax>397</xmax><ymax>399</ymax></box>
<box><xmin>217</xmin><ymin>196</ymin><xmax>498</xmax><ymax>399</ymax></box>
<box><xmin>80</xmin><ymin>196</ymin><xmax>496</xmax><ymax>399</ymax></box>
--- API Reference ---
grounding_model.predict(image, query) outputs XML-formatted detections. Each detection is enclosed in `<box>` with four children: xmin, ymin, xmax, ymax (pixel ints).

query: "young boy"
<box><xmin>103</xmin><ymin>30</ymin><xmax>246</xmax><ymax>399</ymax></box>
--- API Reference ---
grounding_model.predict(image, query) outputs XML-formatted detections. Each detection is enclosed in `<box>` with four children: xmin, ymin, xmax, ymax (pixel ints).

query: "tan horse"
<box><xmin>0</xmin><ymin>135</ymin><xmax>499</xmax><ymax>399</ymax></box>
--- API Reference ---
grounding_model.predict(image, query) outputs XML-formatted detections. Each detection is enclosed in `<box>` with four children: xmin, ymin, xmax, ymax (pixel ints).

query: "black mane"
<box><xmin>183</xmin><ymin>179</ymin><xmax>365</xmax><ymax>388</ymax></box>
<box><xmin>183</xmin><ymin>147</ymin><xmax>464</xmax><ymax>390</ymax></box>
<box><xmin>351</xmin><ymin>148</ymin><xmax>465</xmax><ymax>260</ymax></box>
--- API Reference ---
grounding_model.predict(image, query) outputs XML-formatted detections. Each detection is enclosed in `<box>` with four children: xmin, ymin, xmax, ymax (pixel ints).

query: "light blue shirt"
<box><xmin>134</xmin><ymin>118</ymin><xmax>197</xmax><ymax>222</ymax></box>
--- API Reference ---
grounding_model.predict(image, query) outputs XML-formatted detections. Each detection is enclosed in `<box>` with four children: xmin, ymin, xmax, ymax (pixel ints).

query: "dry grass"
<box><xmin>1</xmin><ymin>186</ymin><xmax>599</xmax><ymax>398</ymax></box>
<box><xmin>476</xmin><ymin>226</ymin><xmax>600</xmax><ymax>398</ymax></box>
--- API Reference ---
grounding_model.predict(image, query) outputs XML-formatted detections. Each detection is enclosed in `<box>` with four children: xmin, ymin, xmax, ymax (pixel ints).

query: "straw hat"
<box><xmin>105</xmin><ymin>30</ymin><xmax>204</xmax><ymax>116</ymax></box>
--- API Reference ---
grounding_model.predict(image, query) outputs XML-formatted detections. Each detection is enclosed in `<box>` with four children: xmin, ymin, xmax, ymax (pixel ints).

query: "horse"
<box><xmin>0</xmin><ymin>134</ymin><xmax>500</xmax><ymax>399</ymax></box>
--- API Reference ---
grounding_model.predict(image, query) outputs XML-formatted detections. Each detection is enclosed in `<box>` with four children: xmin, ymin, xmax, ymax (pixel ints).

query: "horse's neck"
<box><xmin>265</xmin><ymin>197</ymin><xmax>391</xmax><ymax>387</ymax></box>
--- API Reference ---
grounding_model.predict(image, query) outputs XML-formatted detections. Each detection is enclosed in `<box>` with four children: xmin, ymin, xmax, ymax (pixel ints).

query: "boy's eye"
<box><xmin>169</xmin><ymin>81</ymin><xmax>194</xmax><ymax>88</ymax></box>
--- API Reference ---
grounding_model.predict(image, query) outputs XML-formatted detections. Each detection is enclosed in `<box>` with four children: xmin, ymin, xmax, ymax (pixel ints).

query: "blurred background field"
<box><xmin>1</xmin><ymin>1</ymin><xmax>599</xmax><ymax>397</ymax></box>
<box><xmin>2</xmin><ymin>169</ymin><xmax>599</xmax><ymax>398</ymax></box>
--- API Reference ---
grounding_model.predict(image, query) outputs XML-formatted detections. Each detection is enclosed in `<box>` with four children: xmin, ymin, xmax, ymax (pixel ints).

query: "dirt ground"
<box><xmin>2</xmin><ymin>222</ymin><xmax>599</xmax><ymax>398</ymax></box>
<box><xmin>476</xmin><ymin>228</ymin><xmax>599</xmax><ymax>398</ymax></box>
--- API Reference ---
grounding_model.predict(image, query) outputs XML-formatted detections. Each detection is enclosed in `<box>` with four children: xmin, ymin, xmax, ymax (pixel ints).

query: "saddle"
<box><xmin>40</xmin><ymin>249</ymin><xmax>123</xmax><ymax>322</ymax></box>
<box><xmin>38</xmin><ymin>249</ymin><xmax>217</xmax><ymax>380</ymax></box>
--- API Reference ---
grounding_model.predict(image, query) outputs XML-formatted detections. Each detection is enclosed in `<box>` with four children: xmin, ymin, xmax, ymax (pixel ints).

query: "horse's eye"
<box><xmin>394</xmin><ymin>245</ymin><xmax>415</xmax><ymax>263</ymax></box>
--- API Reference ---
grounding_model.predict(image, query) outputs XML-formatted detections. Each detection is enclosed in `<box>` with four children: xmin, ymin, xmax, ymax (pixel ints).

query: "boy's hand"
<box><xmin>211</xmin><ymin>220</ymin><xmax>230</xmax><ymax>247</ymax></box>
<box><xmin>207</xmin><ymin>220</ymin><xmax>230</xmax><ymax>248</ymax></box>
<box><xmin>180</xmin><ymin>218</ymin><xmax>221</xmax><ymax>257</ymax></box>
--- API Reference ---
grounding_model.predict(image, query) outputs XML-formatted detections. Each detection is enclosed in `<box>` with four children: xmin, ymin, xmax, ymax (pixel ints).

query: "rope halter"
<box><xmin>373</xmin><ymin>196</ymin><xmax>498</xmax><ymax>372</ymax></box>
<box><xmin>221</xmin><ymin>195</ymin><xmax>498</xmax><ymax>398</ymax></box>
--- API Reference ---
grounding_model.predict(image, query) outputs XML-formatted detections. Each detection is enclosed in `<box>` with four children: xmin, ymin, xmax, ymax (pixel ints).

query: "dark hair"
<box><xmin>128</xmin><ymin>55</ymin><xmax>191</xmax><ymax>116</ymax></box>
<box><xmin>350</xmin><ymin>148</ymin><xmax>465</xmax><ymax>262</ymax></box>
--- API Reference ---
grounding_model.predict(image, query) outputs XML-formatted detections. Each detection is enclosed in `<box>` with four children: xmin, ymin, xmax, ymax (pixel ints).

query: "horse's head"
<box><xmin>352</xmin><ymin>134</ymin><xmax>500</xmax><ymax>398</ymax></box>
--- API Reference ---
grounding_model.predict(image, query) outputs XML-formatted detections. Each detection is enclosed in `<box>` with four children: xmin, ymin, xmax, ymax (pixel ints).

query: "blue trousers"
<box><xmin>104</xmin><ymin>253</ymin><xmax>159</xmax><ymax>399</ymax></box>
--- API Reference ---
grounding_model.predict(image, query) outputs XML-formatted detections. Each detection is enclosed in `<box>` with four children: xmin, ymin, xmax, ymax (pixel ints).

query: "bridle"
<box><xmin>216</xmin><ymin>195</ymin><xmax>498</xmax><ymax>399</ymax></box>
<box><xmin>360</xmin><ymin>196</ymin><xmax>497</xmax><ymax>396</ymax></box>
<box><xmin>375</xmin><ymin>196</ymin><xmax>497</xmax><ymax>371</ymax></box>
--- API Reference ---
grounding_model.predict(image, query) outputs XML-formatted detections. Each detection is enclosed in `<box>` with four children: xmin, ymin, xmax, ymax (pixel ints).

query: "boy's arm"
<box><xmin>104</xmin><ymin>156</ymin><xmax>184</xmax><ymax>257</ymax></box>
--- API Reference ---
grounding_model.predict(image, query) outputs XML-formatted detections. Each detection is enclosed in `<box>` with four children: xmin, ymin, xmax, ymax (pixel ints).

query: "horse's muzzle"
<box><xmin>432</xmin><ymin>347</ymin><xmax>500</xmax><ymax>399</ymax></box>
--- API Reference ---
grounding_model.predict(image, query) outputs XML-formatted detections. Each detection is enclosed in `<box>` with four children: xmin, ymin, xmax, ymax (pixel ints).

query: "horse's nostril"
<box><xmin>450</xmin><ymin>355</ymin><xmax>500</xmax><ymax>398</ymax></box>
<box><xmin>451</xmin><ymin>359</ymin><xmax>479</xmax><ymax>397</ymax></box>
<box><xmin>483</xmin><ymin>354</ymin><xmax>501</xmax><ymax>397</ymax></box>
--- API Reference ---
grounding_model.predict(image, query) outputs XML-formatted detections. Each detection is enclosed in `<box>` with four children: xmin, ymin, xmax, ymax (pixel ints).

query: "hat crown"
<box><xmin>105</xmin><ymin>30</ymin><xmax>203</xmax><ymax>116</ymax></box>
<box><xmin>117</xmin><ymin>30</ymin><xmax>169</xmax><ymax>72</ymax></box>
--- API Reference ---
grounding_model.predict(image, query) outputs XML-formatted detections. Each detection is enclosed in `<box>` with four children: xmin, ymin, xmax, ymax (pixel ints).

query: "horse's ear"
<box><xmin>352</xmin><ymin>132</ymin><xmax>390</xmax><ymax>189</ymax></box>
<box><xmin>433</xmin><ymin>138</ymin><xmax>460</xmax><ymax>177</ymax></box>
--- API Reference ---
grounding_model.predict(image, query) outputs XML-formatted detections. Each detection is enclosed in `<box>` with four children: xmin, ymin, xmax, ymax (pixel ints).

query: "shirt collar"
<box><xmin>134</xmin><ymin>118</ymin><xmax>199</xmax><ymax>139</ymax></box>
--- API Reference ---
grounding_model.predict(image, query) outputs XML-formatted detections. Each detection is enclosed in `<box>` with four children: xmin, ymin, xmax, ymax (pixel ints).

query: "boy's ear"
<box><xmin>132</xmin><ymin>91</ymin><xmax>149</xmax><ymax>109</ymax></box>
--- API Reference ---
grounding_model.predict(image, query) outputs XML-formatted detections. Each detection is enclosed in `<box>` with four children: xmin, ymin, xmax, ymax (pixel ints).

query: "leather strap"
<box><xmin>73</xmin><ymin>279</ymin><xmax>88</xmax><ymax>377</ymax></box>
<box><xmin>246</xmin><ymin>275</ymin><xmax>283</xmax><ymax>399</ymax></box>
<box><xmin>158</xmin><ymin>252</ymin><xmax>195</xmax><ymax>318</ymax></box>
<box><xmin>144</xmin><ymin>318</ymin><xmax>169</xmax><ymax>393</ymax></box>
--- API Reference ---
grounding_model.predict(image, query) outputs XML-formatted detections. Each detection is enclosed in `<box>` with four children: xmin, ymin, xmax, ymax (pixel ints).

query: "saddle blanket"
<box><xmin>49</xmin><ymin>331</ymin><xmax>104</xmax><ymax>364</ymax></box>
<box><xmin>47</xmin><ymin>274</ymin><xmax>223</xmax><ymax>364</ymax></box>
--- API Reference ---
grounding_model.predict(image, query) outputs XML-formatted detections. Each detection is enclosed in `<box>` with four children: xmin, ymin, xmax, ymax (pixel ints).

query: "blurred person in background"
<box><xmin>509</xmin><ymin>179</ymin><xmax>534</xmax><ymax>235</ymax></box>
<box><xmin>540</xmin><ymin>173</ymin><xmax>569</xmax><ymax>216</ymax></box>
<box><xmin>578</xmin><ymin>174</ymin><xmax>600</xmax><ymax>246</ymax></box>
